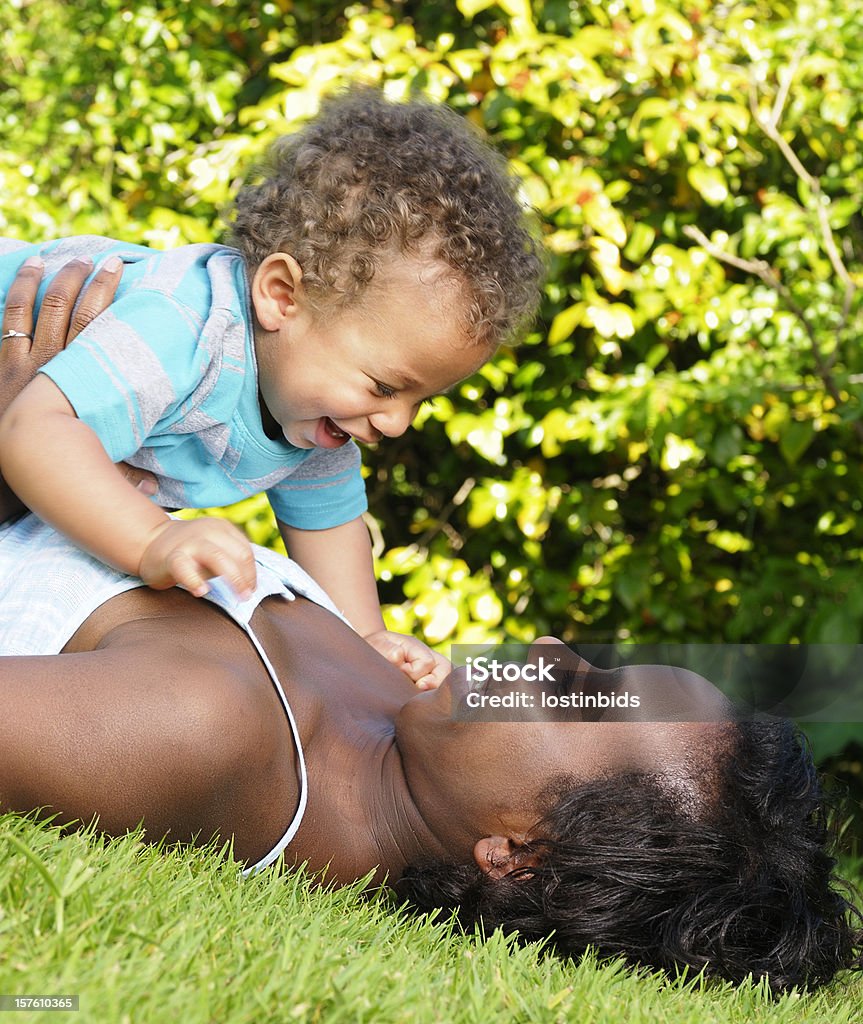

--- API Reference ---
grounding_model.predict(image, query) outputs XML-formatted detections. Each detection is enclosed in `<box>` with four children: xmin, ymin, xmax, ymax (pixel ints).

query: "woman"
<box><xmin>0</xmin><ymin>260</ymin><xmax>860</xmax><ymax>992</ymax></box>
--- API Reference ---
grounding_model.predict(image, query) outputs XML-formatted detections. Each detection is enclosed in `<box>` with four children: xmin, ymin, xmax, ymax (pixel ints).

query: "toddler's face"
<box><xmin>256</xmin><ymin>260</ymin><xmax>488</xmax><ymax>450</ymax></box>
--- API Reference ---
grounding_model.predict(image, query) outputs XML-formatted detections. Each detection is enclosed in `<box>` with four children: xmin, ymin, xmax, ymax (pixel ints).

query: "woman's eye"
<box><xmin>419</xmin><ymin>397</ymin><xmax>437</xmax><ymax>409</ymax></box>
<box><xmin>373</xmin><ymin>380</ymin><xmax>398</xmax><ymax>399</ymax></box>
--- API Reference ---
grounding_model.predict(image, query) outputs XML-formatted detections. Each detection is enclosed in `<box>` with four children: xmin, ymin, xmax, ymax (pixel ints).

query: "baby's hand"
<box><xmin>138</xmin><ymin>518</ymin><xmax>256</xmax><ymax>600</ymax></box>
<box><xmin>364</xmin><ymin>629</ymin><xmax>452</xmax><ymax>690</ymax></box>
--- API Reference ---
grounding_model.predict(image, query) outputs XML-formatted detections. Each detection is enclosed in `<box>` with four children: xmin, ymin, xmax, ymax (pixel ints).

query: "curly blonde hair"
<box><xmin>230</xmin><ymin>88</ymin><xmax>543</xmax><ymax>346</ymax></box>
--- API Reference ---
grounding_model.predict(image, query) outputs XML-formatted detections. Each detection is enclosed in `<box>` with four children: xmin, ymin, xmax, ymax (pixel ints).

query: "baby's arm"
<box><xmin>279</xmin><ymin>517</ymin><xmax>385</xmax><ymax>635</ymax></box>
<box><xmin>0</xmin><ymin>374</ymin><xmax>256</xmax><ymax>598</ymax></box>
<box><xmin>279</xmin><ymin>516</ymin><xmax>451</xmax><ymax>689</ymax></box>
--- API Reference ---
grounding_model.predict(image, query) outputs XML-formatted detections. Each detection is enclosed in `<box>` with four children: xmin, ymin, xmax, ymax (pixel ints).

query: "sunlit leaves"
<box><xmin>687</xmin><ymin>164</ymin><xmax>730</xmax><ymax>206</ymax></box>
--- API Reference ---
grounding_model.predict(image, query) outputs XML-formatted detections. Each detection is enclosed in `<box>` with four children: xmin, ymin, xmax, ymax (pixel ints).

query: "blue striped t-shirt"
<box><xmin>0</xmin><ymin>236</ymin><xmax>367</xmax><ymax>529</ymax></box>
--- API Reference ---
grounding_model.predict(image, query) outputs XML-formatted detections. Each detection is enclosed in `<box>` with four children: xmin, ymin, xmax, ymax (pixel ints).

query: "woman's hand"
<box><xmin>0</xmin><ymin>254</ymin><xmax>156</xmax><ymax>520</ymax></box>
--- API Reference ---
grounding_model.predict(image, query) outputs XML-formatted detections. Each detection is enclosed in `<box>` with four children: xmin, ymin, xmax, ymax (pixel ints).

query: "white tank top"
<box><xmin>0</xmin><ymin>513</ymin><xmax>349</xmax><ymax>874</ymax></box>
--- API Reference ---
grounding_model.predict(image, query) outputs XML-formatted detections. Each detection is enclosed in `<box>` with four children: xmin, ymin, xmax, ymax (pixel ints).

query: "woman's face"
<box><xmin>394</xmin><ymin>638</ymin><xmax>734</xmax><ymax>841</ymax></box>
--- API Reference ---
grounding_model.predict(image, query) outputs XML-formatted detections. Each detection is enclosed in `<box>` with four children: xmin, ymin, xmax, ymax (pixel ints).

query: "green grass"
<box><xmin>1</xmin><ymin>814</ymin><xmax>861</xmax><ymax>1024</ymax></box>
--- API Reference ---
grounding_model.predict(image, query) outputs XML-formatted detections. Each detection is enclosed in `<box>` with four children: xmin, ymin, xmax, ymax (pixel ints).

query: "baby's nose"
<box><xmin>369</xmin><ymin>404</ymin><xmax>416</xmax><ymax>438</ymax></box>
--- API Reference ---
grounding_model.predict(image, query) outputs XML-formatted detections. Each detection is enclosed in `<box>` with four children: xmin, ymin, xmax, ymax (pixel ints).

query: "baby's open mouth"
<box><xmin>324</xmin><ymin>417</ymin><xmax>348</xmax><ymax>440</ymax></box>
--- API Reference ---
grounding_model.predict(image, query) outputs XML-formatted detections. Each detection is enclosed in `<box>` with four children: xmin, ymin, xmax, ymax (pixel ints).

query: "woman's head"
<box><xmin>394</xmin><ymin>639</ymin><xmax>735</xmax><ymax>849</ymax></box>
<box><xmin>394</xmin><ymin>643</ymin><xmax>862</xmax><ymax>992</ymax></box>
<box><xmin>230</xmin><ymin>87</ymin><xmax>543</xmax><ymax>347</ymax></box>
<box><xmin>396</xmin><ymin>715</ymin><xmax>862</xmax><ymax>992</ymax></box>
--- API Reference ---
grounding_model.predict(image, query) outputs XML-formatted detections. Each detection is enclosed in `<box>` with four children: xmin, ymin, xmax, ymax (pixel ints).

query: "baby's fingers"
<box><xmin>381</xmin><ymin>642</ymin><xmax>410</xmax><ymax>667</ymax></box>
<box><xmin>404</xmin><ymin>644</ymin><xmax>437</xmax><ymax>678</ymax></box>
<box><xmin>415</xmin><ymin>655</ymin><xmax>452</xmax><ymax>691</ymax></box>
<box><xmin>163</xmin><ymin>549</ymin><xmax>212</xmax><ymax>598</ymax></box>
<box><xmin>391</xmin><ymin>650</ymin><xmax>437</xmax><ymax>686</ymax></box>
<box><xmin>190</xmin><ymin>542</ymin><xmax>256</xmax><ymax>600</ymax></box>
<box><xmin>403</xmin><ymin>640</ymin><xmax>451</xmax><ymax>679</ymax></box>
<box><xmin>410</xmin><ymin>650</ymin><xmax>452</xmax><ymax>690</ymax></box>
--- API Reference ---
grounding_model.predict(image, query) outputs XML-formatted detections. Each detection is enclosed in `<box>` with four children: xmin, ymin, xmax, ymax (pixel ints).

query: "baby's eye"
<box><xmin>419</xmin><ymin>397</ymin><xmax>438</xmax><ymax>409</ymax></box>
<box><xmin>373</xmin><ymin>380</ymin><xmax>398</xmax><ymax>399</ymax></box>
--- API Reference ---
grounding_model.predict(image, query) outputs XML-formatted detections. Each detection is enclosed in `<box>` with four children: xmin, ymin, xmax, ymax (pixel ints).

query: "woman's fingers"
<box><xmin>67</xmin><ymin>255</ymin><xmax>123</xmax><ymax>342</ymax></box>
<box><xmin>3</xmin><ymin>253</ymin><xmax>123</xmax><ymax>365</ymax></box>
<box><xmin>116</xmin><ymin>461</ymin><xmax>158</xmax><ymax>497</ymax></box>
<box><xmin>1</xmin><ymin>256</ymin><xmax>43</xmax><ymax>347</ymax></box>
<box><xmin>0</xmin><ymin>256</ymin><xmax>45</xmax><ymax>522</ymax></box>
<box><xmin>41</xmin><ymin>258</ymin><xmax>143</xmax><ymax>492</ymax></box>
<box><xmin>0</xmin><ymin>252</ymin><xmax>124</xmax><ymax>524</ymax></box>
<box><xmin>1</xmin><ymin>259</ymin><xmax>46</xmax><ymax>410</ymax></box>
<box><xmin>29</xmin><ymin>256</ymin><xmax>92</xmax><ymax>360</ymax></box>
<box><xmin>1</xmin><ymin>255</ymin><xmax>111</xmax><ymax>404</ymax></box>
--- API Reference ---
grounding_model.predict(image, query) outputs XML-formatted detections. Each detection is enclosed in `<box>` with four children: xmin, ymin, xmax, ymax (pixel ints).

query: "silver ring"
<box><xmin>1</xmin><ymin>329</ymin><xmax>33</xmax><ymax>342</ymax></box>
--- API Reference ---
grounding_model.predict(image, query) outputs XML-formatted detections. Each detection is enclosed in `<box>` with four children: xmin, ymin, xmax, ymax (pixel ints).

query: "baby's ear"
<box><xmin>473</xmin><ymin>835</ymin><xmax>542</xmax><ymax>879</ymax></box>
<box><xmin>251</xmin><ymin>252</ymin><xmax>304</xmax><ymax>330</ymax></box>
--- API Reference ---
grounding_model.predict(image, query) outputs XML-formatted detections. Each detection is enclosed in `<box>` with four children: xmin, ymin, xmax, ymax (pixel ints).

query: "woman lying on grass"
<box><xmin>0</xmin><ymin>260</ymin><xmax>860</xmax><ymax>994</ymax></box>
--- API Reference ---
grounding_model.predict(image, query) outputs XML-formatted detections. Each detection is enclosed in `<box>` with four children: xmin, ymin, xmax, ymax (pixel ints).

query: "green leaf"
<box><xmin>801</xmin><ymin>722</ymin><xmax>863</xmax><ymax>761</ymax></box>
<box><xmin>710</xmin><ymin>425</ymin><xmax>744</xmax><ymax>466</ymax></box>
<box><xmin>615</xmin><ymin>571</ymin><xmax>650</xmax><ymax>612</ymax></box>
<box><xmin>807</xmin><ymin>606</ymin><xmax>858</xmax><ymax>644</ymax></box>
<box><xmin>651</xmin><ymin>116</ymin><xmax>683</xmax><ymax>157</ymax></box>
<box><xmin>421</xmin><ymin>593</ymin><xmax>460</xmax><ymax>644</ymax></box>
<box><xmin>548</xmin><ymin>303</ymin><xmax>585</xmax><ymax>345</ymax></box>
<box><xmin>645</xmin><ymin>343</ymin><xmax>669</xmax><ymax>369</ymax></box>
<box><xmin>820</xmin><ymin>91</ymin><xmax>853</xmax><ymax>128</ymax></box>
<box><xmin>687</xmin><ymin>164</ymin><xmax>729</xmax><ymax>206</ymax></box>
<box><xmin>587</xmin><ymin>302</ymin><xmax>636</xmax><ymax>339</ymax></box>
<box><xmin>456</xmin><ymin>0</ymin><xmax>497</xmax><ymax>20</ymax></box>
<box><xmin>624</xmin><ymin>222</ymin><xmax>656</xmax><ymax>263</ymax></box>
<box><xmin>583</xmin><ymin>196</ymin><xmax>627</xmax><ymax>246</ymax></box>
<box><xmin>627</xmin><ymin>96</ymin><xmax>671</xmax><ymax>139</ymax></box>
<box><xmin>779</xmin><ymin>421</ymin><xmax>815</xmax><ymax>465</ymax></box>
<box><xmin>499</xmin><ymin>0</ymin><xmax>535</xmax><ymax>28</ymax></box>
<box><xmin>706</xmin><ymin>530</ymin><xmax>753</xmax><ymax>554</ymax></box>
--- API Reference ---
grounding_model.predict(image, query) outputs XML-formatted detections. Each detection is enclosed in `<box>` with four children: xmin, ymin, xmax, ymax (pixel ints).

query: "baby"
<box><xmin>0</xmin><ymin>89</ymin><xmax>542</xmax><ymax>686</ymax></box>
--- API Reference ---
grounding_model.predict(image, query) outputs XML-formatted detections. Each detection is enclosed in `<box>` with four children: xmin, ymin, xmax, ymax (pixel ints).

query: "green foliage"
<box><xmin>3</xmin><ymin>2</ymin><xmax>863</xmax><ymax>750</ymax></box>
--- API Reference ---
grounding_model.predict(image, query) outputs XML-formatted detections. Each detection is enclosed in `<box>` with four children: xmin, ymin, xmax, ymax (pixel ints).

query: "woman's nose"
<box><xmin>525</xmin><ymin>637</ymin><xmax>581</xmax><ymax>679</ymax></box>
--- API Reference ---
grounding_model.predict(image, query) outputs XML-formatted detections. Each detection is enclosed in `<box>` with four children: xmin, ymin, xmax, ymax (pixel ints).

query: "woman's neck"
<box><xmin>248</xmin><ymin>594</ymin><xmax>451</xmax><ymax>883</ymax></box>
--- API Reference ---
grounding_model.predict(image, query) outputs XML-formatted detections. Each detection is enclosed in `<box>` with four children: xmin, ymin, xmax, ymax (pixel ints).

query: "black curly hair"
<box><xmin>395</xmin><ymin>717</ymin><xmax>863</xmax><ymax>993</ymax></box>
<box><xmin>230</xmin><ymin>87</ymin><xmax>543</xmax><ymax>346</ymax></box>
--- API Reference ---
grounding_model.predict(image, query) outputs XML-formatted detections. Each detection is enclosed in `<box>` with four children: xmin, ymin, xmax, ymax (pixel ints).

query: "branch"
<box><xmin>839</xmin><ymin>238</ymin><xmax>857</xmax><ymax>335</ymax></box>
<box><xmin>682</xmin><ymin>224</ymin><xmax>863</xmax><ymax>443</ymax></box>
<box><xmin>384</xmin><ymin>477</ymin><xmax>477</xmax><ymax>573</ymax></box>
<box><xmin>363</xmin><ymin>510</ymin><xmax>386</xmax><ymax>559</ymax></box>
<box><xmin>682</xmin><ymin>225</ymin><xmax>816</xmax><ymax>337</ymax></box>
<box><xmin>749</xmin><ymin>78</ymin><xmax>856</xmax><ymax>306</ymax></box>
<box><xmin>767</xmin><ymin>42</ymin><xmax>806</xmax><ymax>130</ymax></box>
<box><xmin>413</xmin><ymin>476</ymin><xmax>475</xmax><ymax>550</ymax></box>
